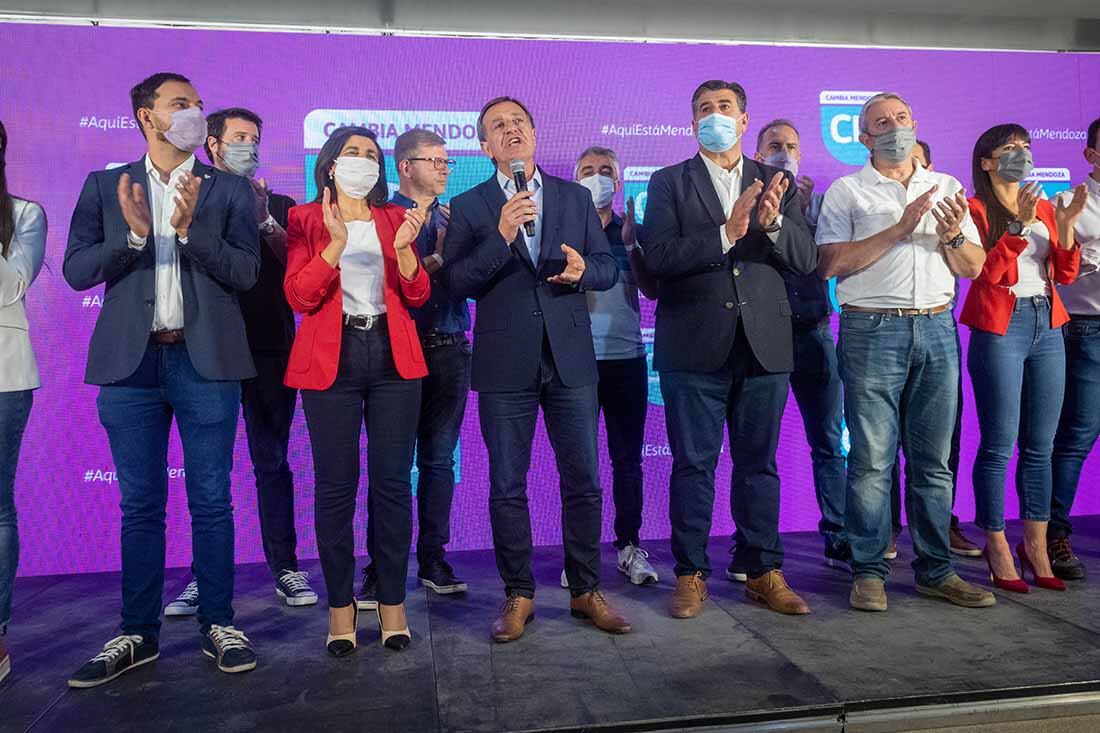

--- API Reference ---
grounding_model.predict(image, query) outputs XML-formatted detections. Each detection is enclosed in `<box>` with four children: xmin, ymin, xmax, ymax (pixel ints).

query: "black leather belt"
<box><xmin>421</xmin><ymin>331</ymin><xmax>467</xmax><ymax>349</ymax></box>
<box><xmin>343</xmin><ymin>313</ymin><xmax>387</xmax><ymax>330</ymax></box>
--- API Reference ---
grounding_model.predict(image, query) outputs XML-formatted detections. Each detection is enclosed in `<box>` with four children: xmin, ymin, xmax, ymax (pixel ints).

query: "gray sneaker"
<box><xmin>916</xmin><ymin>574</ymin><xmax>996</xmax><ymax>608</ymax></box>
<box><xmin>849</xmin><ymin>577</ymin><xmax>888</xmax><ymax>612</ymax></box>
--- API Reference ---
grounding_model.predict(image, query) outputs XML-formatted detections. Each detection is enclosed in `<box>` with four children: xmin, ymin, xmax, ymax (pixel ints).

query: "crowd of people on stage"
<box><xmin>0</xmin><ymin>70</ymin><xmax>1098</xmax><ymax>689</ymax></box>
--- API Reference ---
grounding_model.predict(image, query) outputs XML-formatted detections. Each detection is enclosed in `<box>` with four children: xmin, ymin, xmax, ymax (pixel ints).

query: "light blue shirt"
<box><xmin>497</xmin><ymin>167</ymin><xmax>544</xmax><ymax>264</ymax></box>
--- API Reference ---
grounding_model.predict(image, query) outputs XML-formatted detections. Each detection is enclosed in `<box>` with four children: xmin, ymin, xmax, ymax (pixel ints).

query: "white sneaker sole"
<box><xmin>419</xmin><ymin>578</ymin><xmax>469</xmax><ymax>594</ymax></box>
<box><xmin>68</xmin><ymin>652</ymin><xmax>159</xmax><ymax>689</ymax></box>
<box><xmin>202</xmin><ymin>648</ymin><xmax>257</xmax><ymax>674</ymax></box>
<box><xmin>0</xmin><ymin>655</ymin><xmax>10</xmax><ymax>685</ymax></box>
<box><xmin>164</xmin><ymin>604</ymin><xmax>199</xmax><ymax>617</ymax></box>
<box><xmin>950</xmin><ymin>546</ymin><xmax>983</xmax><ymax>558</ymax></box>
<box><xmin>276</xmin><ymin>589</ymin><xmax>319</xmax><ymax>607</ymax></box>
<box><xmin>883</xmin><ymin>550</ymin><xmax>898</xmax><ymax>560</ymax></box>
<box><xmin>726</xmin><ymin>570</ymin><xmax>747</xmax><ymax>583</ymax></box>
<box><xmin>619</xmin><ymin>565</ymin><xmax>659</xmax><ymax>585</ymax></box>
<box><xmin>356</xmin><ymin>598</ymin><xmax>379</xmax><ymax>611</ymax></box>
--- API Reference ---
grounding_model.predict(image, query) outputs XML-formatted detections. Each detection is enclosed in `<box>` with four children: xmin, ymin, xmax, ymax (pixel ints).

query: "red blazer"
<box><xmin>959</xmin><ymin>197</ymin><xmax>1080</xmax><ymax>336</ymax></box>
<box><xmin>283</xmin><ymin>202</ymin><xmax>430</xmax><ymax>390</ymax></box>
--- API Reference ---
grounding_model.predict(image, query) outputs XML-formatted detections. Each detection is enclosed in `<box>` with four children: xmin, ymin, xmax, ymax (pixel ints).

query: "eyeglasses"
<box><xmin>407</xmin><ymin>157</ymin><xmax>457</xmax><ymax>171</ymax></box>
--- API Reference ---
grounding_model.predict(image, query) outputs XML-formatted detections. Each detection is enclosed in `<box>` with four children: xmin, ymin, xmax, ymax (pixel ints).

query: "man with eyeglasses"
<box><xmin>358</xmin><ymin>128</ymin><xmax>470</xmax><ymax>605</ymax></box>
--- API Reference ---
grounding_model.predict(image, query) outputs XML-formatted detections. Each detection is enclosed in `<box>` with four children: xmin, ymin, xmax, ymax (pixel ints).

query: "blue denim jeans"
<box><xmin>969</xmin><ymin>296</ymin><xmax>1065</xmax><ymax>531</ymax></box>
<box><xmin>839</xmin><ymin>309</ymin><xmax>958</xmax><ymax>586</ymax></box>
<box><xmin>97</xmin><ymin>343</ymin><xmax>240</xmax><ymax>639</ymax></box>
<box><xmin>789</xmin><ymin>320</ymin><xmax>847</xmax><ymax>550</ymax></box>
<box><xmin>0</xmin><ymin>389</ymin><xmax>33</xmax><ymax>634</ymax></box>
<box><xmin>1051</xmin><ymin>316</ymin><xmax>1100</xmax><ymax>538</ymax></box>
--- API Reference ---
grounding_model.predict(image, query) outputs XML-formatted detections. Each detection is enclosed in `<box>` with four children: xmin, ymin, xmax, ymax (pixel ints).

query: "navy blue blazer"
<box><xmin>442</xmin><ymin>169</ymin><xmax>618</xmax><ymax>392</ymax></box>
<box><xmin>63</xmin><ymin>157</ymin><xmax>260</xmax><ymax>385</ymax></box>
<box><xmin>642</xmin><ymin>154</ymin><xmax>818</xmax><ymax>374</ymax></box>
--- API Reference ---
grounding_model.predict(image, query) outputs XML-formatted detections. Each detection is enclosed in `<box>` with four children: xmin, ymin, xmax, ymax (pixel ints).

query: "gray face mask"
<box><xmin>996</xmin><ymin>147</ymin><xmax>1034</xmax><ymax>183</ymax></box>
<box><xmin>220</xmin><ymin>141</ymin><xmax>259</xmax><ymax>178</ymax></box>
<box><xmin>872</xmin><ymin>126</ymin><xmax>917</xmax><ymax>164</ymax></box>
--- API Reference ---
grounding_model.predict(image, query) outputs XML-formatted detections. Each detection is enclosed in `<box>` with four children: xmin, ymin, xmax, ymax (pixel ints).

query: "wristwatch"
<box><xmin>942</xmin><ymin>233</ymin><xmax>966</xmax><ymax>249</ymax></box>
<box><xmin>259</xmin><ymin>214</ymin><xmax>278</xmax><ymax>236</ymax></box>
<box><xmin>763</xmin><ymin>215</ymin><xmax>783</xmax><ymax>234</ymax></box>
<box><xmin>1007</xmin><ymin>219</ymin><xmax>1031</xmax><ymax>238</ymax></box>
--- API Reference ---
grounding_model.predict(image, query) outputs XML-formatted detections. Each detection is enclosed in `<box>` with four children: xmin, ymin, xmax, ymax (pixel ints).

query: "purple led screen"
<box><xmin>3</xmin><ymin>22</ymin><xmax>1099</xmax><ymax>576</ymax></box>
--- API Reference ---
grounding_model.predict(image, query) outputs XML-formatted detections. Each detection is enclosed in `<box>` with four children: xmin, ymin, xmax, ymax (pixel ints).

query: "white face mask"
<box><xmin>763</xmin><ymin>151</ymin><xmax>799</xmax><ymax>177</ymax></box>
<box><xmin>333</xmin><ymin>156</ymin><xmax>380</xmax><ymax>200</ymax></box>
<box><xmin>578</xmin><ymin>174</ymin><xmax>616</xmax><ymax>209</ymax></box>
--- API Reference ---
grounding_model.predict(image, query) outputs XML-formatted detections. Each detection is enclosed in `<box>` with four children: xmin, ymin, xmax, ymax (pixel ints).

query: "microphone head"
<box><xmin>509</xmin><ymin>159</ymin><xmax>526</xmax><ymax>175</ymax></box>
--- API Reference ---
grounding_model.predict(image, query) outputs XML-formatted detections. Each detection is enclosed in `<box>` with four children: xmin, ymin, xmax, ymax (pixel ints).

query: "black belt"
<box><xmin>342</xmin><ymin>313</ymin><xmax>387</xmax><ymax>330</ymax></box>
<box><xmin>421</xmin><ymin>331</ymin><xmax>467</xmax><ymax>349</ymax></box>
<box><xmin>1069</xmin><ymin>313</ymin><xmax>1100</xmax><ymax>321</ymax></box>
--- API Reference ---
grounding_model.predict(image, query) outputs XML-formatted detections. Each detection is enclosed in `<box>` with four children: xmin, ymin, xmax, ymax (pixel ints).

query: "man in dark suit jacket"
<box><xmin>63</xmin><ymin>73</ymin><xmax>260</xmax><ymax>689</ymax></box>
<box><xmin>443</xmin><ymin>96</ymin><xmax>630</xmax><ymax>642</ymax></box>
<box><xmin>643</xmin><ymin>80</ymin><xmax>818</xmax><ymax>620</ymax></box>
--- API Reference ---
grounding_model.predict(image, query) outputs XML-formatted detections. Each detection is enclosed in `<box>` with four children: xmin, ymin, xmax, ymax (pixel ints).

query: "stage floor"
<box><xmin>5</xmin><ymin>518</ymin><xmax>1100</xmax><ymax>733</ymax></box>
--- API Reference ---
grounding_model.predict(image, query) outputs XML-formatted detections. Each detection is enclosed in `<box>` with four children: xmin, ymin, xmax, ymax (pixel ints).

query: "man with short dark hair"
<box><xmin>163</xmin><ymin>107</ymin><xmax>315</xmax><ymax>616</ymax></box>
<box><xmin>644</xmin><ymin>80</ymin><xmax>818</xmax><ymax>619</ymax></box>
<box><xmin>64</xmin><ymin>72</ymin><xmax>260</xmax><ymax>687</ymax></box>
<box><xmin>444</xmin><ymin>95</ymin><xmax>629</xmax><ymax>642</ymax></box>
<box><xmin>1050</xmin><ymin>115</ymin><xmax>1100</xmax><ymax>580</ymax></box>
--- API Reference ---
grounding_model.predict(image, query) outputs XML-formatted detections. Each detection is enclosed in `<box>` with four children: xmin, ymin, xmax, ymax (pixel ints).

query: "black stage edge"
<box><xmin>5</xmin><ymin>517</ymin><xmax>1100</xmax><ymax>733</ymax></box>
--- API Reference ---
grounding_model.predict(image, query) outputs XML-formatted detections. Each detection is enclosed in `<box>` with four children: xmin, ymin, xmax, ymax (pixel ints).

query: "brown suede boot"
<box><xmin>745</xmin><ymin>570</ymin><xmax>811</xmax><ymax>615</ymax></box>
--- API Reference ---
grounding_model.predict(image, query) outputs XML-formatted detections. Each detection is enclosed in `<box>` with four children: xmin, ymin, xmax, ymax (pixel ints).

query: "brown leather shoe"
<box><xmin>491</xmin><ymin>594</ymin><xmax>534</xmax><ymax>643</ymax></box>
<box><xmin>570</xmin><ymin>590</ymin><xmax>632</xmax><ymax>634</ymax></box>
<box><xmin>745</xmin><ymin>570</ymin><xmax>811</xmax><ymax>615</ymax></box>
<box><xmin>669</xmin><ymin>572</ymin><xmax>708</xmax><ymax>619</ymax></box>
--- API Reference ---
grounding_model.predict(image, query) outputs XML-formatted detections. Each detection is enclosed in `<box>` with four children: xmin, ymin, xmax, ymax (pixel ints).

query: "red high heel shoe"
<box><xmin>1016</xmin><ymin>542</ymin><xmax>1066</xmax><ymax>591</ymax></box>
<box><xmin>983</xmin><ymin>548</ymin><xmax>1029</xmax><ymax>593</ymax></box>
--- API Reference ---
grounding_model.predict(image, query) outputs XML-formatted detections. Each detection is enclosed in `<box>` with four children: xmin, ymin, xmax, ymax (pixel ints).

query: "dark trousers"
<box><xmin>1051</xmin><ymin>317</ymin><xmax>1100</xmax><ymax>538</ymax></box>
<box><xmin>414</xmin><ymin>341</ymin><xmax>471</xmax><ymax>566</ymax></box>
<box><xmin>660</xmin><ymin>325</ymin><xmax>789</xmax><ymax>579</ymax></box>
<box><xmin>788</xmin><ymin>321</ymin><xmax>847</xmax><ymax>549</ymax></box>
<box><xmin>478</xmin><ymin>338</ymin><xmax>603</xmax><ymax>599</ymax></box>
<box><xmin>97</xmin><ymin>343</ymin><xmax>239</xmax><ymax>638</ymax></box>
<box><xmin>596</xmin><ymin>356</ymin><xmax>648</xmax><ymax>549</ymax></box>
<box><xmin>241</xmin><ymin>351</ymin><xmax>298</xmax><ymax>576</ymax></box>
<box><xmin>301</xmin><ymin>326</ymin><xmax>420</xmax><ymax>608</ymax></box>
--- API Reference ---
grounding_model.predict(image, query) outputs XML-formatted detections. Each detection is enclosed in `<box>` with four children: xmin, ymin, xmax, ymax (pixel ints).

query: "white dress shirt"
<box><xmin>816</xmin><ymin>161</ymin><xmax>981</xmax><ymax>309</ymax></box>
<box><xmin>1011</xmin><ymin>220</ymin><xmax>1052</xmax><ymax>298</ymax></box>
<box><xmin>340</xmin><ymin>219</ymin><xmax>387</xmax><ymax>316</ymax></box>
<box><xmin>0</xmin><ymin>198</ymin><xmax>47</xmax><ymax>391</ymax></box>
<box><xmin>131</xmin><ymin>154</ymin><xmax>194</xmax><ymax>331</ymax></box>
<box><xmin>497</xmin><ymin>167</ymin><xmax>544</xmax><ymax>264</ymax></box>
<box><xmin>1055</xmin><ymin>174</ymin><xmax>1100</xmax><ymax>315</ymax></box>
<box><xmin>699</xmin><ymin>154</ymin><xmax>782</xmax><ymax>252</ymax></box>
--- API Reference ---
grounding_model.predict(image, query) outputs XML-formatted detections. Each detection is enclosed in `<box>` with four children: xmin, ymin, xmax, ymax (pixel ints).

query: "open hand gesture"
<box><xmin>757</xmin><ymin>172</ymin><xmax>789</xmax><ymax>229</ymax></box>
<box><xmin>394</xmin><ymin>206</ymin><xmax>428</xmax><ymax>251</ymax></box>
<box><xmin>931</xmin><ymin>190</ymin><xmax>969</xmax><ymax>244</ymax></box>
<box><xmin>725</xmin><ymin>179</ymin><xmax>764</xmax><ymax>242</ymax></box>
<box><xmin>117</xmin><ymin>173</ymin><xmax>151</xmax><ymax>239</ymax></box>
<box><xmin>170</xmin><ymin>172</ymin><xmax>202</xmax><ymax>238</ymax></box>
<box><xmin>894</xmin><ymin>185</ymin><xmax>938</xmax><ymax>239</ymax></box>
<box><xmin>547</xmin><ymin>243</ymin><xmax>586</xmax><ymax>285</ymax></box>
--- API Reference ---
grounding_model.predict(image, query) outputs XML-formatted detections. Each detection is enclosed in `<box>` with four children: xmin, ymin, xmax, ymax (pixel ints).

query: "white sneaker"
<box><xmin>164</xmin><ymin>579</ymin><xmax>200</xmax><ymax>616</ymax></box>
<box><xmin>0</xmin><ymin>652</ymin><xmax>10</xmax><ymax>685</ymax></box>
<box><xmin>560</xmin><ymin>569</ymin><xmax>569</xmax><ymax>588</ymax></box>
<box><xmin>618</xmin><ymin>544</ymin><xmax>659</xmax><ymax>585</ymax></box>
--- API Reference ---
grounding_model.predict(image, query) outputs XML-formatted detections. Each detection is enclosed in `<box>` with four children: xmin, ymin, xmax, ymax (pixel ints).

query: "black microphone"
<box><xmin>510</xmin><ymin>158</ymin><xmax>536</xmax><ymax>237</ymax></box>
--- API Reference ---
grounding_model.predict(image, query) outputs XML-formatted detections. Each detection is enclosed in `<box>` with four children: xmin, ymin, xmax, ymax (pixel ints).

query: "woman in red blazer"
<box><xmin>960</xmin><ymin>123</ymin><xmax>1087</xmax><ymax>593</ymax></box>
<box><xmin>284</xmin><ymin>126</ymin><xmax>430</xmax><ymax>655</ymax></box>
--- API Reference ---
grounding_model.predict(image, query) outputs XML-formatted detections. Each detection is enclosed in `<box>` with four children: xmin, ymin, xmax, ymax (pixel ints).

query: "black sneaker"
<box><xmin>1049</xmin><ymin>537</ymin><xmax>1087</xmax><ymax>581</ymax></box>
<box><xmin>68</xmin><ymin>635</ymin><xmax>159</xmax><ymax>689</ymax></box>
<box><xmin>164</xmin><ymin>579</ymin><xmax>199</xmax><ymax>617</ymax></box>
<box><xmin>202</xmin><ymin>625</ymin><xmax>257</xmax><ymax>674</ymax></box>
<box><xmin>418</xmin><ymin>559</ymin><xmax>469</xmax><ymax>594</ymax></box>
<box><xmin>356</xmin><ymin>564</ymin><xmax>378</xmax><ymax>610</ymax></box>
<box><xmin>275</xmin><ymin>570</ymin><xmax>319</xmax><ymax>607</ymax></box>
<box><xmin>824</xmin><ymin>542</ymin><xmax>852</xmax><ymax>571</ymax></box>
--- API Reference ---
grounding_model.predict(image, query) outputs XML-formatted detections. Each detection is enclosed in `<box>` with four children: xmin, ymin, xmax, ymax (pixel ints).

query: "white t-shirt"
<box><xmin>1011</xmin><ymin>220</ymin><xmax>1052</xmax><ymax>298</ymax></box>
<box><xmin>1055</xmin><ymin>175</ymin><xmax>1100</xmax><ymax>315</ymax></box>
<box><xmin>340</xmin><ymin>219</ymin><xmax>387</xmax><ymax>316</ymax></box>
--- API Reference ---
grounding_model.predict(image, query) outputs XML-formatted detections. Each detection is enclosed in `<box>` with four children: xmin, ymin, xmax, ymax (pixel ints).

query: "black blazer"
<box><xmin>442</xmin><ymin>170</ymin><xmax>618</xmax><ymax>392</ymax></box>
<box><xmin>642</xmin><ymin>154</ymin><xmax>818</xmax><ymax>374</ymax></box>
<box><xmin>63</xmin><ymin>157</ymin><xmax>260</xmax><ymax>385</ymax></box>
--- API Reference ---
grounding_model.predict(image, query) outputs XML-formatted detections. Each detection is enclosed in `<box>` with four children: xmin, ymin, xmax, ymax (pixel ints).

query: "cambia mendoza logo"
<box><xmin>1023</xmin><ymin>167</ymin><xmax>1072</xmax><ymax>199</ymax></box>
<box><xmin>820</xmin><ymin>90</ymin><xmax>878</xmax><ymax>166</ymax></box>
<box><xmin>303</xmin><ymin>109</ymin><xmax>482</xmax><ymax>152</ymax></box>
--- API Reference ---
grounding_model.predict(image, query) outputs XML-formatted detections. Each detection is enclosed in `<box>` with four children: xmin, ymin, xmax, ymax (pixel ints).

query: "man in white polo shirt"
<box><xmin>1050</xmin><ymin>115</ymin><xmax>1100</xmax><ymax>581</ymax></box>
<box><xmin>816</xmin><ymin>92</ymin><xmax>995</xmax><ymax>612</ymax></box>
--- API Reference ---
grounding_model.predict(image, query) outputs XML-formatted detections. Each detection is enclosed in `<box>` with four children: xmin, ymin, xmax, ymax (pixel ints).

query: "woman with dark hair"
<box><xmin>284</xmin><ymin>126</ymin><xmax>430</xmax><ymax>653</ymax></box>
<box><xmin>0</xmin><ymin>119</ymin><xmax>47</xmax><ymax>684</ymax></box>
<box><xmin>960</xmin><ymin>123</ymin><xmax>1088</xmax><ymax>592</ymax></box>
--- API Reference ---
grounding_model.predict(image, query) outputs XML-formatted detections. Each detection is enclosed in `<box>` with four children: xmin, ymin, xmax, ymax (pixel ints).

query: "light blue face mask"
<box><xmin>697</xmin><ymin>113</ymin><xmax>740</xmax><ymax>153</ymax></box>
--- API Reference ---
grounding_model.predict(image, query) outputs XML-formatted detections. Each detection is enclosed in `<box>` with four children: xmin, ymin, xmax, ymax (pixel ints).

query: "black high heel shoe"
<box><xmin>377</xmin><ymin>604</ymin><xmax>411</xmax><ymax>651</ymax></box>
<box><xmin>326</xmin><ymin>603</ymin><xmax>359</xmax><ymax>657</ymax></box>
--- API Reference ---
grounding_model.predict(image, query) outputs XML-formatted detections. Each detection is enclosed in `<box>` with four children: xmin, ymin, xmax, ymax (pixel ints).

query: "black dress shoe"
<box><xmin>1049</xmin><ymin>537</ymin><xmax>1087</xmax><ymax>581</ymax></box>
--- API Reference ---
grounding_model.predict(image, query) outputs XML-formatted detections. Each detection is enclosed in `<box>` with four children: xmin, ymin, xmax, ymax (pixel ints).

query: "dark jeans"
<box><xmin>0</xmin><ymin>389</ymin><xmax>33</xmax><ymax>633</ymax></box>
<box><xmin>97</xmin><ymin>343</ymin><xmax>239</xmax><ymax>638</ymax></box>
<box><xmin>241</xmin><ymin>351</ymin><xmax>298</xmax><ymax>576</ymax></box>
<box><xmin>890</xmin><ymin>326</ymin><xmax>964</xmax><ymax>534</ymax></box>
<box><xmin>789</xmin><ymin>321</ymin><xmax>847</xmax><ymax>550</ymax></box>
<box><xmin>597</xmin><ymin>356</ymin><xmax>648</xmax><ymax>550</ymax></box>
<box><xmin>301</xmin><ymin>326</ymin><xmax>419</xmax><ymax>608</ymax></box>
<box><xmin>478</xmin><ymin>339</ymin><xmax>603</xmax><ymax>599</ymax></box>
<box><xmin>660</xmin><ymin>325</ymin><xmax>789</xmax><ymax>579</ymax></box>
<box><xmin>969</xmin><ymin>298</ymin><xmax>1064</xmax><ymax>531</ymax></box>
<box><xmin>839</xmin><ymin>309</ymin><xmax>958</xmax><ymax>586</ymax></box>
<box><xmin>1052</xmin><ymin>316</ymin><xmax>1100</xmax><ymax>538</ymax></box>
<box><xmin>414</xmin><ymin>341</ymin><xmax>471</xmax><ymax>567</ymax></box>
